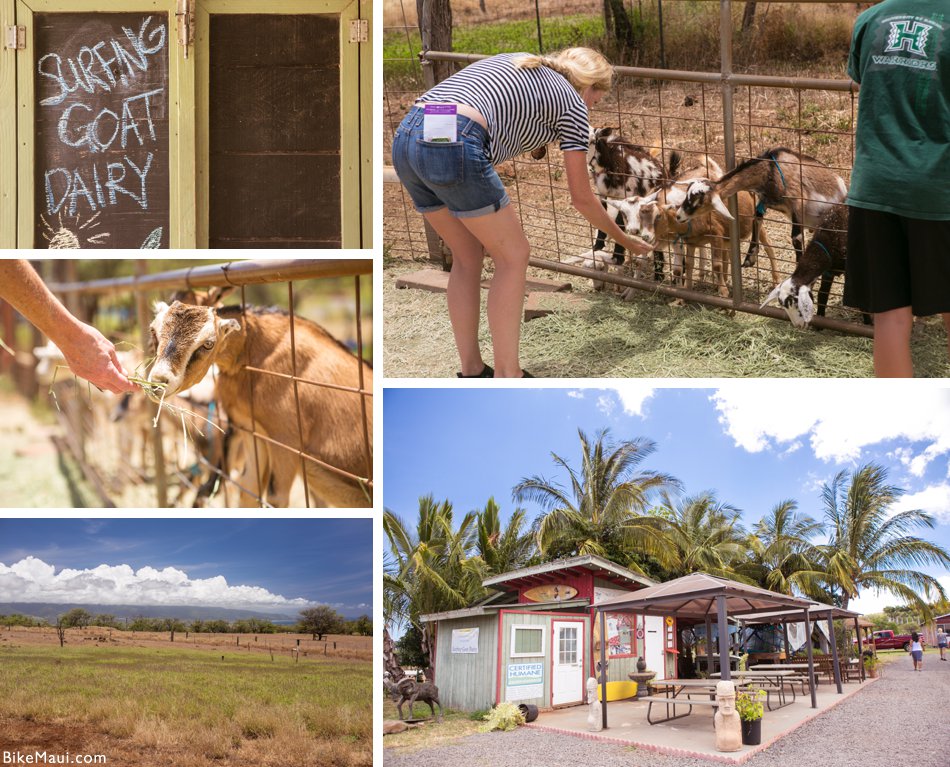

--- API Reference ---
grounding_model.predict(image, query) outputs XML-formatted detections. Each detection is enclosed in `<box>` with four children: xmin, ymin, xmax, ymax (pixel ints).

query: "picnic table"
<box><xmin>710</xmin><ymin>669</ymin><xmax>797</xmax><ymax>710</ymax></box>
<box><xmin>640</xmin><ymin>678</ymin><xmax>751</xmax><ymax>725</ymax></box>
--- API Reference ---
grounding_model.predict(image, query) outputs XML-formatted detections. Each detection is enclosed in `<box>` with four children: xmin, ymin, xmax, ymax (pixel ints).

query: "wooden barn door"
<box><xmin>14</xmin><ymin>0</ymin><xmax>183</xmax><ymax>248</ymax></box>
<box><xmin>195</xmin><ymin>0</ymin><xmax>362</xmax><ymax>248</ymax></box>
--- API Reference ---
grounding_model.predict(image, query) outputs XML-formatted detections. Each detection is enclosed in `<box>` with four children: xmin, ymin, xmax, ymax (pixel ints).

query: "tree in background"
<box><xmin>54</xmin><ymin>615</ymin><xmax>68</xmax><ymax>647</ymax></box>
<box><xmin>816</xmin><ymin>463</ymin><xmax>950</xmax><ymax>618</ymax></box>
<box><xmin>61</xmin><ymin>608</ymin><xmax>92</xmax><ymax>628</ymax></box>
<box><xmin>475</xmin><ymin>497</ymin><xmax>538</xmax><ymax>575</ymax></box>
<box><xmin>740</xmin><ymin>499</ymin><xmax>826</xmax><ymax>598</ymax></box>
<box><xmin>351</xmin><ymin>615</ymin><xmax>372</xmax><ymax>636</ymax></box>
<box><xmin>648</xmin><ymin>490</ymin><xmax>749</xmax><ymax>580</ymax></box>
<box><xmin>298</xmin><ymin>606</ymin><xmax>344</xmax><ymax>641</ymax></box>
<box><xmin>514</xmin><ymin>429</ymin><xmax>678</xmax><ymax>568</ymax></box>
<box><xmin>384</xmin><ymin>496</ymin><xmax>486</xmax><ymax>678</ymax></box>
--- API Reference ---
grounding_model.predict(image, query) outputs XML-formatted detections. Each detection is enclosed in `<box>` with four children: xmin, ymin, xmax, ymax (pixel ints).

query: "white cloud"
<box><xmin>596</xmin><ymin>394</ymin><xmax>616</xmax><ymax>416</ymax></box>
<box><xmin>850</xmin><ymin>574</ymin><xmax>950</xmax><ymax>617</ymax></box>
<box><xmin>711</xmin><ymin>384</ymin><xmax>950</xmax><ymax>468</ymax></box>
<box><xmin>609</xmin><ymin>385</ymin><xmax>655</xmax><ymax>417</ymax></box>
<box><xmin>892</xmin><ymin>483</ymin><xmax>950</xmax><ymax>524</ymax></box>
<box><xmin>0</xmin><ymin>557</ymin><xmax>310</xmax><ymax>609</ymax></box>
<box><xmin>566</xmin><ymin>390</ymin><xmax>585</xmax><ymax>399</ymax></box>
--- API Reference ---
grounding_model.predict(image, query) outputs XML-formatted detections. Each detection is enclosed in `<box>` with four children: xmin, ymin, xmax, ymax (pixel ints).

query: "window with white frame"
<box><xmin>510</xmin><ymin>625</ymin><xmax>545</xmax><ymax>657</ymax></box>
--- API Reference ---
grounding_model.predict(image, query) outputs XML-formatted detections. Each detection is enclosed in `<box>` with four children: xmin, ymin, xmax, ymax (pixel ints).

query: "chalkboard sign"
<box><xmin>209</xmin><ymin>15</ymin><xmax>341</xmax><ymax>248</ymax></box>
<box><xmin>33</xmin><ymin>13</ymin><xmax>170</xmax><ymax>249</ymax></box>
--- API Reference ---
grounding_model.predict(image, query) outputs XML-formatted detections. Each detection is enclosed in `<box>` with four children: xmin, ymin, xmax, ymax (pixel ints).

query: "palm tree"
<box><xmin>817</xmin><ymin>463</ymin><xmax>950</xmax><ymax>616</ymax></box>
<box><xmin>384</xmin><ymin>495</ymin><xmax>487</xmax><ymax>676</ymax></box>
<box><xmin>475</xmin><ymin>497</ymin><xmax>538</xmax><ymax>575</ymax></box>
<box><xmin>743</xmin><ymin>499</ymin><xmax>828</xmax><ymax>598</ymax></box>
<box><xmin>512</xmin><ymin>428</ymin><xmax>679</xmax><ymax>567</ymax></box>
<box><xmin>651</xmin><ymin>490</ymin><xmax>750</xmax><ymax>579</ymax></box>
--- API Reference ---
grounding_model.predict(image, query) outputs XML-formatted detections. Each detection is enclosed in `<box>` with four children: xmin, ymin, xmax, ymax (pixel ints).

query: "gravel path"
<box><xmin>384</xmin><ymin>656</ymin><xmax>950</xmax><ymax>766</ymax></box>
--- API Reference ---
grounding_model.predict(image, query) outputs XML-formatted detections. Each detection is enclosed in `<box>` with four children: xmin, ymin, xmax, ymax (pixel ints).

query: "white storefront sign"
<box><xmin>451</xmin><ymin>627</ymin><xmax>479</xmax><ymax>654</ymax></box>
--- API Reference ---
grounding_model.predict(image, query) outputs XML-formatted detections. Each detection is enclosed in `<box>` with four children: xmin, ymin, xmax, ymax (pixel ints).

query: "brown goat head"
<box><xmin>148</xmin><ymin>301</ymin><xmax>241</xmax><ymax>395</ymax></box>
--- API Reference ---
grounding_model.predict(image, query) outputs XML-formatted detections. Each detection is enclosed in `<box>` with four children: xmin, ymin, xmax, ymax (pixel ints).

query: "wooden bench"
<box><xmin>639</xmin><ymin>695</ymin><xmax>719</xmax><ymax>725</ymax></box>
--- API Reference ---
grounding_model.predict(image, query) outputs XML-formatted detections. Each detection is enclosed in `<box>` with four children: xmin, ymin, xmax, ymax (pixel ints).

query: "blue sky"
<box><xmin>384</xmin><ymin>384</ymin><xmax>950</xmax><ymax>615</ymax></box>
<box><xmin>0</xmin><ymin>519</ymin><xmax>372</xmax><ymax>616</ymax></box>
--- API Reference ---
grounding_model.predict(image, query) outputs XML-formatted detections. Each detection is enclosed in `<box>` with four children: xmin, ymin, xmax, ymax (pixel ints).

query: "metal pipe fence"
<box><xmin>42</xmin><ymin>258</ymin><xmax>373</xmax><ymax>509</ymax></box>
<box><xmin>383</xmin><ymin>0</ymin><xmax>872</xmax><ymax>336</ymax></box>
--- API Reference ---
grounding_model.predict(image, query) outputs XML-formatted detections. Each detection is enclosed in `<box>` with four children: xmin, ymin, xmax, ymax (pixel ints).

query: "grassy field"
<box><xmin>0</xmin><ymin>637</ymin><xmax>371</xmax><ymax>766</ymax></box>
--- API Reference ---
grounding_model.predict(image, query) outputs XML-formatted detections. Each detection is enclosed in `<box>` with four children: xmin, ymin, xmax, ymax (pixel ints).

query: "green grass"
<box><xmin>383</xmin><ymin>699</ymin><xmax>482</xmax><ymax>752</ymax></box>
<box><xmin>384</xmin><ymin>15</ymin><xmax>606</xmax><ymax>84</ymax></box>
<box><xmin>0</xmin><ymin>643</ymin><xmax>371</xmax><ymax>764</ymax></box>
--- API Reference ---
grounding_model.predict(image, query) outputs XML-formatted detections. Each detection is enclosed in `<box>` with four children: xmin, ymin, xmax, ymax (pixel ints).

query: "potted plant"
<box><xmin>864</xmin><ymin>654</ymin><xmax>881</xmax><ymax>679</ymax></box>
<box><xmin>735</xmin><ymin>688</ymin><xmax>765</xmax><ymax>745</ymax></box>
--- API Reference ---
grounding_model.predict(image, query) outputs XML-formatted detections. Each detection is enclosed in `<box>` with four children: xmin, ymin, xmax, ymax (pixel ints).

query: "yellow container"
<box><xmin>596</xmin><ymin>680</ymin><xmax>638</xmax><ymax>701</ymax></box>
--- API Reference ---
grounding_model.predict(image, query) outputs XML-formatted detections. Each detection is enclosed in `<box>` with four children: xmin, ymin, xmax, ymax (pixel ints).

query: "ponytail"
<box><xmin>515</xmin><ymin>47</ymin><xmax>613</xmax><ymax>94</ymax></box>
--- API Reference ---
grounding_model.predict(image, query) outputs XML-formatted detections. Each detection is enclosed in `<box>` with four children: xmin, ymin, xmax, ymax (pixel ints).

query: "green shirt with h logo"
<box><xmin>847</xmin><ymin>0</ymin><xmax>949</xmax><ymax>220</ymax></box>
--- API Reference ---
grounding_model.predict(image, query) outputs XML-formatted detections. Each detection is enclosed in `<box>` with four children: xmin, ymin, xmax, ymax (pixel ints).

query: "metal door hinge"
<box><xmin>176</xmin><ymin>0</ymin><xmax>194</xmax><ymax>58</ymax></box>
<box><xmin>4</xmin><ymin>25</ymin><xmax>26</xmax><ymax>50</ymax></box>
<box><xmin>348</xmin><ymin>19</ymin><xmax>368</xmax><ymax>44</ymax></box>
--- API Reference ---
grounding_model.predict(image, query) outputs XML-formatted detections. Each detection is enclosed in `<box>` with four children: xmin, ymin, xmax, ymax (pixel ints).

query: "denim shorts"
<box><xmin>391</xmin><ymin>106</ymin><xmax>510</xmax><ymax>218</ymax></box>
<box><xmin>911</xmin><ymin>649</ymin><xmax>923</xmax><ymax>662</ymax></box>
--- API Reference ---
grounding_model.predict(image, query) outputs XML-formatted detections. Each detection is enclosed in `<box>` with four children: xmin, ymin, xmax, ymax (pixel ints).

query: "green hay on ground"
<box><xmin>383</xmin><ymin>264</ymin><xmax>950</xmax><ymax>378</ymax></box>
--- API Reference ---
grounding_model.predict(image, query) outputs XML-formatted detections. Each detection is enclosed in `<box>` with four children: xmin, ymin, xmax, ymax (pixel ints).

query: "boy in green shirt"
<box><xmin>845</xmin><ymin>0</ymin><xmax>949</xmax><ymax>376</ymax></box>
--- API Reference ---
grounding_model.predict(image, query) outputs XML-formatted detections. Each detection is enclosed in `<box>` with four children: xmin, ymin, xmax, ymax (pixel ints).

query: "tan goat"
<box><xmin>148</xmin><ymin>301</ymin><xmax>372</xmax><ymax>508</ymax></box>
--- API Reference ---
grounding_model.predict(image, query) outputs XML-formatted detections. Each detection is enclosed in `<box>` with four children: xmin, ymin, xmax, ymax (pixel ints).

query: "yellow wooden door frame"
<box><xmin>0</xmin><ymin>0</ymin><xmax>16</xmax><ymax>246</ymax></box>
<box><xmin>13</xmin><ymin>0</ymin><xmax>190</xmax><ymax>248</ymax></box>
<box><xmin>194</xmin><ymin>0</ymin><xmax>362</xmax><ymax>249</ymax></box>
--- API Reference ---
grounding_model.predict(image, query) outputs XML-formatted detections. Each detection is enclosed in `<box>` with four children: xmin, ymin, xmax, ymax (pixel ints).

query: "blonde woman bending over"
<box><xmin>392</xmin><ymin>48</ymin><xmax>652</xmax><ymax>378</ymax></box>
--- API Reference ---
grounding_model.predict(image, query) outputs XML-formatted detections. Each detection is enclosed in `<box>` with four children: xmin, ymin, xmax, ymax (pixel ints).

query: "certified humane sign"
<box><xmin>506</xmin><ymin>662</ymin><xmax>543</xmax><ymax>701</ymax></box>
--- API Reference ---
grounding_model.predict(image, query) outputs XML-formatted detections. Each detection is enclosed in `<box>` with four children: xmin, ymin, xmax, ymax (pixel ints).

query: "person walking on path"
<box><xmin>937</xmin><ymin>628</ymin><xmax>948</xmax><ymax>661</ymax></box>
<box><xmin>392</xmin><ymin>48</ymin><xmax>653</xmax><ymax>378</ymax></box>
<box><xmin>843</xmin><ymin>0</ymin><xmax>950</xmax><ymax>377</ymax></box>
<box><xmin>909</xmin><ymin>632</ymin><xmax>924</xmax><ymax>672</ymax></box>
<box><xmin>0</xmin><ymin>260</ymin><xmax>136</xmax><ymax>394</ymax></box>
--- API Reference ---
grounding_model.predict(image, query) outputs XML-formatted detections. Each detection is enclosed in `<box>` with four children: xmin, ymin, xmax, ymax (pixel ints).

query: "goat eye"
<box><xmin>203</xmin><ymin>339</ymin><xmax>215</xmax><ymax>350</ymax></box>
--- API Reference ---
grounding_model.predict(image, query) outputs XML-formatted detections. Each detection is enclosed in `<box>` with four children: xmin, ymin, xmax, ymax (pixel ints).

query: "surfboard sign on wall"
<box><xmin>523</xmin><ymin>584</ymin><xmax>578</xmax><ymax>603</ymax></box>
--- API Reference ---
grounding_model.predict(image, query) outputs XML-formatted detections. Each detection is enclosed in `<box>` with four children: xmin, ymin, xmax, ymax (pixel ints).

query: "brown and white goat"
<box><xmin>585</xmin><ymin>127</ymin><xmax>674</xmax><ymax>276</ymax></box>
<box><xmin>674</xmin><ymin>147</ymin><xmax>848</xmax><ymax>264</ymax></box>
<box><xmin>624</xmin><ymin>188</ymin><xmax>776</xmax><ymax>296</ymax></box>
<box><xmin>760</xmin><ymin>204</ymin><xmax>869</xmax><ymax>327</ymax></box>
<box><xmin>148</xmin><ymin>301</ymin><xmax>372</xmax><ymax>508</ymax></box>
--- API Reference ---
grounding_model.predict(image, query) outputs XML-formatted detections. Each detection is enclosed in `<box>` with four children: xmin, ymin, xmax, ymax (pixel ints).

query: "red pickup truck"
<box><xmin>862</xmin><ymin>629</ymin><xmax>924</xmax><ymax>651</ymax></box>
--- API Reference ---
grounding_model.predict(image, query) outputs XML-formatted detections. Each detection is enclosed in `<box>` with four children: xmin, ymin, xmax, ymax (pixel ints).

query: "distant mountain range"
<box><xmin>0</xmin><ymin>602</ymin><xmax>308</xmax><ymax>624</ymax></box>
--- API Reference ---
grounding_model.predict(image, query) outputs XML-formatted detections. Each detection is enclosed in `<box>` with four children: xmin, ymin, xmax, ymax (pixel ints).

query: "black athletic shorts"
<box><xmin>844</xmin><ymin>206</ymin><xmax>950</xmax><ymax>317</ymax></box>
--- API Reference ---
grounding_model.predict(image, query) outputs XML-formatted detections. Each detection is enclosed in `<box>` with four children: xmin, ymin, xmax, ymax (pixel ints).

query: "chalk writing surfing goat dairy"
<box><xmin>34</xmin><ymin>14</ymin><xmax>169</xmax><ymax>248</ymax></box>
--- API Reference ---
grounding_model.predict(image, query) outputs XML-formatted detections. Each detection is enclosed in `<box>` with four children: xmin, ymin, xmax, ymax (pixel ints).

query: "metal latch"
<box><xmin>348</xmin><ymin>19</ymin><xmax>368</xmax><ymax>44</ymax></box>
<box><xmin>4</xmin><ymin>25</ymin><xmax>26</xmax><ymax>50</ymax></box>
<box><xmin>176</xmin><ymin>0</ymin><xmax>194</xmax><ymax>58</ymax></box>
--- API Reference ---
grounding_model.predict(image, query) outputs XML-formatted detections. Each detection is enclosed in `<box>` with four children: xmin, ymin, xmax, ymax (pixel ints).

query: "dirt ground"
<box><xmin>0</xmin><ymin>387</ymin><xmax>99</xmax><ymax>508</ymax></box>
<box><xmin>1</xmin><ymin>626</ymin><xmax>371</xmax><ymax>662</ymax></box>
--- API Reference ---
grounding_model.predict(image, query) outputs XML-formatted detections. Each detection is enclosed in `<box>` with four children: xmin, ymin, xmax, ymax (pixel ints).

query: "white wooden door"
<box><xmin>552</xmin><ymin>621</ymin><xmax>584</xmax><ymax>706</ymax></box>
<box><xmin>645</xmin><ymin>615</ymin><xmax>666</xmax><ymax>679</ymax></box>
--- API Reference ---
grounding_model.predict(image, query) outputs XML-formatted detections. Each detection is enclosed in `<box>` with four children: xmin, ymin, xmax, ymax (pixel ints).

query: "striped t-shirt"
<box><xmin>418</xmin><ymin>53</ymin><xmax>591</xmax><ymax>165</ymax></box>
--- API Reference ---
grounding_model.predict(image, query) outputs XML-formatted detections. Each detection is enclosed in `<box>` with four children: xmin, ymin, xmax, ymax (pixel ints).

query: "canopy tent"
<box><xmin>733</xmin><ymin>602</ymin><xmax>867</xmax><ymax>690</ymax></box>
<box><xmin>593</xmin><ymin>573</ymin><xmax>818</xmax><ymax>729</ymax></box>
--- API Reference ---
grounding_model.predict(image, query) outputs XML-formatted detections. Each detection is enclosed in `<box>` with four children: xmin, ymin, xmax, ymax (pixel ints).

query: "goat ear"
<box><xmin>798</xmin><ymin>286</ymin><xmax>815</xmax><ymax>325</ymax></box>
<box><xmin>711</xmin><ymin>193</ymin><xmax>734</xmax><ymax>221</ymax></box>
<box><xmin>205</xmin><ymin>286</ymin><xmax>235</xmax><ymax>306</ymax></box>
<box><xmin>152</xmin><ymin>300</ymin><xmax>169</xmax><ymax>315</ymax></box>
<box><xmin>217</xmin><ymin>317</ymin><xmax>241</xmax><ymax>338</ymax></box>
<box><xmin>760</xmin><ymin>285</ymin><xmax>782</xmax><ymax>309</ymax></box>
<box><xmin>643</xmin><ymin>190</ymin><xmax>659</xmax><ymax>204</ymax></box>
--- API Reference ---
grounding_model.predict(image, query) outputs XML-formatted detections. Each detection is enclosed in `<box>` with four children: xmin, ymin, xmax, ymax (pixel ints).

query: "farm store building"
<box><xmin>420</xmin><ymin>555</ymin><xmax>683</xmax><ymax>713</ymax></box>
<box><xmin>0</xmin><ymin>0</ymin><xmax>371</xmax><ymax>248</ymax></box>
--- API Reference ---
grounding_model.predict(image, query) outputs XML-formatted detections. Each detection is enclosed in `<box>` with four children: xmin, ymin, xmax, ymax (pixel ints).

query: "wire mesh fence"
<box><xmin>383</xmin><ymin>0</ymin><xmax>871</xmax><ymax>336</ymax></box>
<box><xmin>24</xmin><ymin>258</ymin><xmax>373</xmax><ymax>509</ymax></box>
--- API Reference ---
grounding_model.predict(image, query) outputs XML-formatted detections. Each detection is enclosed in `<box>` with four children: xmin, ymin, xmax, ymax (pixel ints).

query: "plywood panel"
<box><xmin>208</xmin><ymin>13</ymin><xmax>341</xmax><ymax>247</ymax></box>
<box><xmin>32</xmin><ymin>12</ymin><xmax>170</xmax><ymax>248</ymax></box>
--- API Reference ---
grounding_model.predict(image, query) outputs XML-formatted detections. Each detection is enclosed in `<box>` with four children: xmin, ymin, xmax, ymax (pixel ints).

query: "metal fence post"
<box><xmin>135</xmin><ymin>260</ymin><xmax>167</xmax><ymax>508</ymax></box>
<box><xmin>720</xmin><ymin>0</ymin><xmax>743</xmax><ymax>308</ymax></box>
